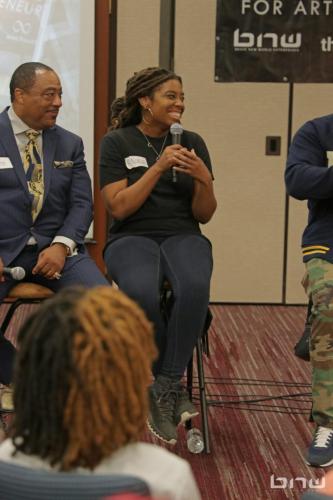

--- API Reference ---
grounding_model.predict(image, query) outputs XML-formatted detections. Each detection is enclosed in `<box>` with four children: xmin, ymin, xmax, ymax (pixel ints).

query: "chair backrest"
<box><xmin>0</xmin><ymin>460</ymin><xmax>150</xmax><ymax>500</ymax></box>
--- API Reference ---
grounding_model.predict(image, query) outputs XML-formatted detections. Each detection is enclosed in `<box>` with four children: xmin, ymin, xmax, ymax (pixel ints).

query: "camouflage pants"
<box><xmin>303</xmin><ymin>258</ymin><xmax>333</xmax><ymax>427</ymax></box>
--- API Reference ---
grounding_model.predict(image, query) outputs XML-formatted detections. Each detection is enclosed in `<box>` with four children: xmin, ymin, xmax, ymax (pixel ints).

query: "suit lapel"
<box><xmin>0</xmin><ymin>109</ymin><xmax>30</xmax><ymax>198</ymax></box>
<box><xmin>0</xmin><ymin>109</ymin><xmax>59</xmax><ymax>209</ymax></box>
<box><xmin>42</xmin><ymin>126</ymin><xmax>58</xmax><ymax>199</ymax></box>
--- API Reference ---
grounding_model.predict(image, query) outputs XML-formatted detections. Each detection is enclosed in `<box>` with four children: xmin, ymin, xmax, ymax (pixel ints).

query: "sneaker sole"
<box><xmin>178</xmin><ymin>410</ymin><xmax>199</xmax><ymax>425</ymax></box>
<box><xmin>146</xmin><ymin>419</ymin><xmax>177</xmax><ymax>445</ymax></box>
<box><xmin>305</xmin><ymin>457</ymin><xmax>333</xmax><ymax>468</ymax></box>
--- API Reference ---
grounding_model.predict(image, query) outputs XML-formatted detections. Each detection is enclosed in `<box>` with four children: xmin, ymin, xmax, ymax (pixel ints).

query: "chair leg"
<box><xmin>1</xmin><ymin>300</ymin><xmax>27</xmax><ymax>335</ymax></box>
<box><xmin>185</xmin><ymin>356</ymin><xmax>194</xmax><ymax>431</ymax></box>
<box><xmin>186</xmin><ymin>355</ymin><xmax>193</xmax><ymax>397</ymax></box>
<box><xmin>196</xmin><ymin>339</ymin><xmax>210</xmax><ymax>453</ymax></box>
<box><xmin>1</xmin><ymin>298</ymin><xmax>42</xmax><ymax>335</ymax></box>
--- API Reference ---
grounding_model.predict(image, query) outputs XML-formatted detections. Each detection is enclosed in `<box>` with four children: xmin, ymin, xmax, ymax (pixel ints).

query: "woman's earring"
<box><xmin>142</xmin><ymin>106</ymin><xmax>154</xmax><ymax>125</ymax></box>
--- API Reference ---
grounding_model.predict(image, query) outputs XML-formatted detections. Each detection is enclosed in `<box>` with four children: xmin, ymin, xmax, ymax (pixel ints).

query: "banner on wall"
<box><xmin>215</xmin><ymin>0</ymin><xmax>333</xmax><ymax>82</ymax></box>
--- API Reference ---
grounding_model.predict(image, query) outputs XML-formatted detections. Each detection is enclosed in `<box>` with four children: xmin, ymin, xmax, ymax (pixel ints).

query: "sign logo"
<box><xmin>233</xmin><ymin>29</ymin><xmax>302</xmax><ymax>52</ymax></box>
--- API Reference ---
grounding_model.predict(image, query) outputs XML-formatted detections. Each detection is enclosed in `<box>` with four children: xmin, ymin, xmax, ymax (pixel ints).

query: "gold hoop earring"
<box><xmin>142</xmin><ymin>107</ymin><xmax>153</xmax><ymax>125</ymax></box>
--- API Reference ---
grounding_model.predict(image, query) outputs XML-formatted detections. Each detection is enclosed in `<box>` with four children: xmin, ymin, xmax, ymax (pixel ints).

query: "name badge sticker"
<box><xmin>0</xmin><ymin>157</ymin><xmax>14</xmax><ymax>169</ymax></box>
<box><xmin>327</xmin><ymin>151</ymin><xmax>333</xmax><ymax>167</ymax></box>
<box><xmin>125</xmin><ymin>156</ymin><xmax>148</xmax><ymax>169</ymax></box>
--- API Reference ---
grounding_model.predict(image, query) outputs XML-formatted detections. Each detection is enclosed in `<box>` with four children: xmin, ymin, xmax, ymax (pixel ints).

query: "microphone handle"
<box><xmin>171</xmin><ymin>133</ymin><xmax>182</xmax><ymax>146</ymax></box>
<box><xmin>3</xmin><ymin>267</ymin><xmax>13</xmax><ymax>278</ymax></box>
<box><xmin>172</xmin><ymin>167</ymin><xmax>177</xmax><ymax>183</ymax></box>
<box><xmin>171</xmin><ymin>133</ymin><xmax>182</xmax><ymax>183</ymax></box>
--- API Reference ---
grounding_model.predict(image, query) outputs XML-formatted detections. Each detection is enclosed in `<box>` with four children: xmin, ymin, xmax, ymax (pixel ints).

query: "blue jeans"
<box><xmin>104</xmin><ymin>234</ymin><xmax>213</xmax><ymax>378</ymax></box>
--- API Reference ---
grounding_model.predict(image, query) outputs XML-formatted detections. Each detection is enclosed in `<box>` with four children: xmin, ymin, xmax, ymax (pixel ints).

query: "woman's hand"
<box><xmin>172</xmin><ymin>148</ymin><xmax>212</xmax><ymax>185</ymax></box>
<box><xmin>155</xmin><ymin>144</ymin><xmax>189</xmax><ymax>173</ymax></box>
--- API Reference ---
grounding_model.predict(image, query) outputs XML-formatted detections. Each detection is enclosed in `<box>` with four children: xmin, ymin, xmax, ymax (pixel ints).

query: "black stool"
<box><xmin>0</xmin><ymin>283</ymin><xmax>54</xmax><ymax>423</ymax></box>
<box><xmin>1</xmin><ymin>283</ymin><xmax>54</xmax><ymax>335</ymax></box>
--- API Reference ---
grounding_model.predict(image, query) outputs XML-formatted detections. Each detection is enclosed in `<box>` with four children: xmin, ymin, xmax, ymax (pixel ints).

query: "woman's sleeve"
<box><xmin>99</xmin><ymin>133</ymin><xmax>128</xmax><ymax>189</ymax></box>
<box><xmin>193</xmin><ymin>133</ymin><xmax>214</xmax><ymax>178</ymax></box>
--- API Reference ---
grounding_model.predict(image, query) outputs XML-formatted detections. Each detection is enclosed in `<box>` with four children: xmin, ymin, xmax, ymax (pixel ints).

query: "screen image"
<box><xmin>0</xmin><ymin>0</ymin><xmax>95</xmax><ymax>238</ymax></box>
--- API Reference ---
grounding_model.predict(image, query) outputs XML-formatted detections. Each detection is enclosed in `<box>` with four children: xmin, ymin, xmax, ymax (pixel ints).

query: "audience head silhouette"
<box><xmin>11</xmin><ymin>286</ymin><xmax>156</xmax><ymax>471</ymax></box>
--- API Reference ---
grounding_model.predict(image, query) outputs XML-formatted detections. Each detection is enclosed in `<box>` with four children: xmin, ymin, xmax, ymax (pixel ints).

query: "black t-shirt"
<box><xmin>99</xmin><ymin>125</ymin><xmax>213</xmax><ymax>239</ymax></box>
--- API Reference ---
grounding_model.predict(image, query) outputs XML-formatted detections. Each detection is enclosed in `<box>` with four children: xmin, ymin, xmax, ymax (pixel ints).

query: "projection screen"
<box><xmin>0</xmin><ymin>0</ymin><xmax>95</xmax><ymax>238</ymax></box>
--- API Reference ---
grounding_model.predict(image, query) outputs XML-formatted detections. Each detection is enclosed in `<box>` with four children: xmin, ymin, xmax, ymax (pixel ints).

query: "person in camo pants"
<box><xmin>286</xmin><ymin>113</ymin><xmax>333</xmax><ymax>468</ymax></box>
<box><xmin>303</xmin><ymin>259</ymin><xmax>333</xmax><ymax>422</ymax></box>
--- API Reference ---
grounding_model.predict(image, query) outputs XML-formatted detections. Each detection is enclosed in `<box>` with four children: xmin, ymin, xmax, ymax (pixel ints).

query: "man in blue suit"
<box><xmin>0</xmin><ymin>62</ymin><xmax>108</xmax><ymax>393</ymax></box>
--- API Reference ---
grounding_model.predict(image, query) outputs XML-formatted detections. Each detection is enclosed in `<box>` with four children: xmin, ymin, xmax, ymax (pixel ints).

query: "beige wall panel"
<box><xmin>175</xmin><ymin>0</ymin><xmax>288</xmax><ymax>302</ymax></box>
<box><xmin>285</xmin><ymin>198</ymin><xmax>307</xmax><ymax>304</ymax></box>
<box><xmin>116</xmin><ymin>0</ymin><xmax>160</xmax><ymax>95</ymax></box>
<box><xmin>286</xmin><ymin>84</ymin><xmax>333</xmax><ymax>304</ymax></box>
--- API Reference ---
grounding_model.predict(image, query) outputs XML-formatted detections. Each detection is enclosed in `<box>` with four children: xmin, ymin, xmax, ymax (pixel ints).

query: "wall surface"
<box><xmin>116</xmin><ymin>0</ymin><xmax>160</xmax><ymax>94</ymax></box>
<box><xmin>114</xmin><ymin>0</ymin><xmax>333</xmax><ymax>304</ymax></box>
<box><xmin>175</xmin><ymin>0</ymin><xmax>288</xmax><ymax>303</ymax></box>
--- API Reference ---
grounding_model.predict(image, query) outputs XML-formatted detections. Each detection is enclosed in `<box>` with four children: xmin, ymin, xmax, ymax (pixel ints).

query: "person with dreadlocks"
<box><xmin>99</xmin><ymin>67</ymin><xmax>217</xmax><ymax>445</ymax></box>
<box><xmin>0</xmin><ymin>286</ymin><xmax>201</xmax><ymax>500</ymax></box>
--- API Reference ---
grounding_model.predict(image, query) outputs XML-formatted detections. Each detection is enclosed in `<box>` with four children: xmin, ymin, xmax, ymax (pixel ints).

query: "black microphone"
<box><xmin>170</xmin><ymin>123</ymin><xmax>183</xmax><ymax>183</ymax></box>
<box><xmin>3</xmin><ymin>266</ymin><xmax>26</xmax><ymax>281</ymax></box>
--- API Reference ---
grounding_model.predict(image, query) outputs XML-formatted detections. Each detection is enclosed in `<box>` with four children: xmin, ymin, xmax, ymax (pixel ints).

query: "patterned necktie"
<box><xmin>23</xmin><ymin>130</ymin><xmax>44</xmax><ymax>221</ymax></box>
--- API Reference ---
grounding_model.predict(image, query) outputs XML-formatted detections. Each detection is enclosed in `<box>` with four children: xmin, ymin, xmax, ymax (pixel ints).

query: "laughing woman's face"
<box><xmin>142</xmin><ymin>79</ymin><xmax>185</xmax><ymax>130</ymax></box>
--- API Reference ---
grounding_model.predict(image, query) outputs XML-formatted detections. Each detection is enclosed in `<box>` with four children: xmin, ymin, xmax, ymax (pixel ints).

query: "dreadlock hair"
<box><xmin>116</xmin><ymin>67</ymin><xmax>182</xmax><ymax>128</ymax></box>
<box><xmin>10</xmin><ymin>62</ymin><xmax>55</xmax><ymax>102</ymax></box>
<box><xmin>108</xmin><ymin>96</ymin><xmax>126</xmax><ymax>131</ymax></box>
<box><xmin>11</xmin><ymin>286</ymin><xmax>156</xmax><ymax>471</ymax></box>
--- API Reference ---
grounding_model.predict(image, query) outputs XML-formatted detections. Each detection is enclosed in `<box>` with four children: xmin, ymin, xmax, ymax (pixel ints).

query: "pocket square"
<box><xmin>53</xmin><ymin>160</ymin><xmax>73</xmax><ymax>169</ymax></box>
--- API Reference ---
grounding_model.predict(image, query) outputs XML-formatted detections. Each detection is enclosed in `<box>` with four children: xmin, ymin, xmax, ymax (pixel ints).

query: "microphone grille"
<box><xmin>12</xmin><ymin>267</ymin><xmax>26</xmax><ymax>281</ymax></box>
<box><xmin>170</xmin><ymin>123</ymin><xmax>183</xmax><ymax>135</ymax></box>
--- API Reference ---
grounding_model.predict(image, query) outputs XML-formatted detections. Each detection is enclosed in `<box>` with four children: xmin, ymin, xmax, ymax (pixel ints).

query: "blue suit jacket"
<box><xmin>0</xmin><ymin>108</ymin><xmax>93</xmax><ymax>266</ymax></box>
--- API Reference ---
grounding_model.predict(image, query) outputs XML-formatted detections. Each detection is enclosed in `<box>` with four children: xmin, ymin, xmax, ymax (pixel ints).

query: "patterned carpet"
<box><xmin>144</xmin><ymin>304</ymin><xmax>323</xmax><ymax>500</ymax></box>
<box><xmin>0</xmin><ymin>303</ymin><xmax>325</xmax><ymax>499</ymax></box>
